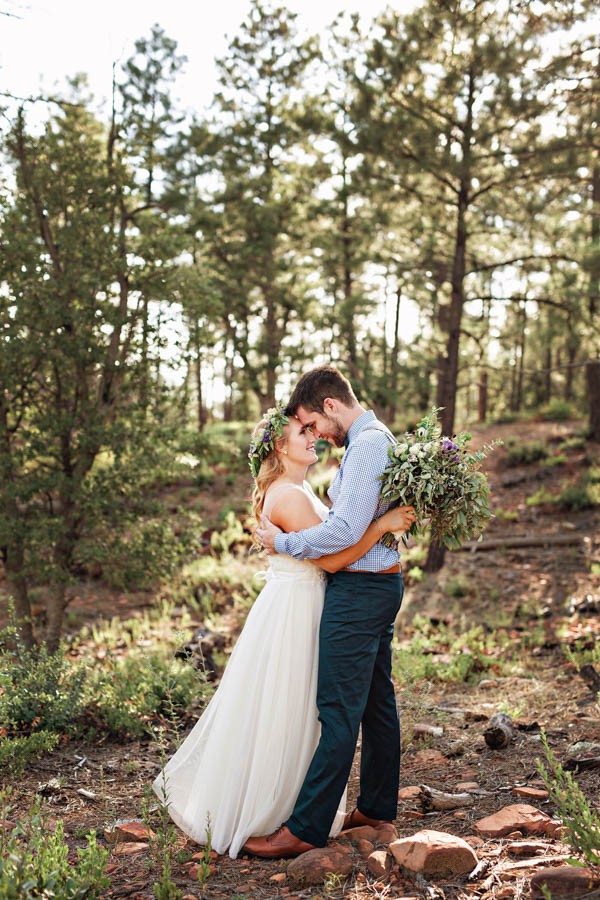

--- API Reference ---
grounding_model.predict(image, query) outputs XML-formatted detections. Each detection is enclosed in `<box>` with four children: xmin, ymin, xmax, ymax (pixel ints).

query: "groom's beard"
<box><xmin>324</xmin><ymin>416</ymin><xmax>346</xmax><ymax>448</ymax></box>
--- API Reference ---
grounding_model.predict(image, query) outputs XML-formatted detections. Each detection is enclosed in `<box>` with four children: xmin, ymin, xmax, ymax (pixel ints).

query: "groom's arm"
<box><xmin>273</xmin><ymin>437</ymin><xmax>389</xmax><ymax>560</ymax></box>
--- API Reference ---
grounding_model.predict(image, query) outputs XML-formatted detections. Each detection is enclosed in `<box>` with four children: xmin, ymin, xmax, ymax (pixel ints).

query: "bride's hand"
<box><xmin>379</xmin><ymin>505</ymin><xmax>416</xmax><ymax>535</ymax></box>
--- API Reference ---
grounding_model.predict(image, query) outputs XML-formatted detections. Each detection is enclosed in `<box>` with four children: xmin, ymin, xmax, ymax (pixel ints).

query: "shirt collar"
<box><xmin>344</xmin><ymin>409</ymin><xmax>375</xmax><ymax>448</ymax></box>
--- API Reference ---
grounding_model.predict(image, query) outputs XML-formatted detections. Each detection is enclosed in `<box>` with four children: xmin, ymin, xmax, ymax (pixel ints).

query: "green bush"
<box><xmin>78</xmin><ymin>518</ymin><xmax>185</xmax><ymax>590</ymax></box>
<box><xmin>536</xmin><ymin>732</ymin><xmax>600</xmax><ymax>866</ymax></box>
<box><xmin>0</xmin><ymin>732</ymin><xmax>60</xmax><ymax>775</ymax></box>
<box><xmin>539</xmin><ymin>399</ymin><xmax>577</xmax><ymax>421</ymax></box>
<box><xmin>0</xmin><ymin>793</ymin><xmax>109</xmax><ymax>899</ymax></box>
<box><xmin>83</xmin><ymin>651</ymin><xmax>207</xmax><ymax>739</ymax></box>
<box><xmin>505</xmin><ymin>439</ymin><xmax>549</xmax><ymax>467</ymax></box>
<box><xmin>0</xmin><ymin>638</ymin><xmax>86</xmax><ymax>736</ymax></box>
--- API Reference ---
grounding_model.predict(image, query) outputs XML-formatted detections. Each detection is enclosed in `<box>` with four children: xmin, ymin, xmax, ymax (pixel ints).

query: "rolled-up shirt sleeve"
<box><xmin>273</xmin><ymin>435</ymin><xmax>390</xmax><ymax>560</ymax></box>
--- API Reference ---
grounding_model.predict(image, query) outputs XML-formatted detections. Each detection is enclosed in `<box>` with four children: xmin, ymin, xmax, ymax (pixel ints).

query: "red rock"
<box><xmin>337</xmin><ymin>824</ymin><xmax>379</xmax><ymax>842</ymax></box>
<box><xmin>376</xmin><ymin>823</ymin><xmax>398</xmax><ymax>842</ymax></box>
<box><xmin>398</xmin><ymin>786</ymin><xmax>422</xmax><ymax>801</ymax></box>
<box><xmin>412</xmin><ymin>749</ymin><xmax>449</xmax><ymax>766</ymax></box>
<box><xmin>455</xmin><ymin>781</ymin><xmax>479</xmax><ymax>791</ymax></box>
<box><xmin>511</xmin><ymin>786</ymin><xmax>550</xmax><ymax>800</ymax></box>
<box><xmin>357</xmin><ymin>838</ymin><xmax>374</xmax><ymax>858</ymax></box>
<box><xmin>287</xmin><ymin>844</ymin><xmax>353</xmax><ymax>887</ymax></box>
<box><xmin>111</xmin><ymin>842</ymin><xmax>148</xmax><ymax>856</ymax></box>
<box><xmin>105</xmin><ymin>820</ymin><xmax>155</xmax><ymax>843</ymax></box>
<box><xmin>269</xmin><ymin>872</ymin><xmax>286</xmax><ymax>883</ymax></box>
<box><xmin>389</xmin><ymin>829</ymin><xmax>478</xmax><ymax>876</ymax></box>
<box><xmin>367</xmin><ymin>849</ymin><xmax>391</xmax><ymax>877</ymax></box>
<box><xmin>475</xmin><ymin>805</ymin><xmax>560</xmax><ymax>838</ymax></box>
<box><xmin>186</xmin><ymin>863</ymin><xmax>215</xmax><ymax>880</ymax></box>
<box><xmin>530</xmin><ymin>866</ymin><xmax>600</xmax><ymax>898</ymax></box>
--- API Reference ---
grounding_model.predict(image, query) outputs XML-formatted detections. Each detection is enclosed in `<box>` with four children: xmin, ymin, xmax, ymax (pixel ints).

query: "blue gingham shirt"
<box><xmin>273</xmin><ymin>410</ymin><xmax>400</xmax><ymax>571</ymax></box>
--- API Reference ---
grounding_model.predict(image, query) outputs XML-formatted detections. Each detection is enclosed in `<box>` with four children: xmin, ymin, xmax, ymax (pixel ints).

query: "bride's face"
<box><xmin>282</xmin><ymin>418</ymin><xmax>318</xmax><ymax>467</ymax></box>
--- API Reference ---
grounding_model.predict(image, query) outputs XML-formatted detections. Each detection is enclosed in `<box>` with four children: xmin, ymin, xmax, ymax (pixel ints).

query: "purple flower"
<box><xmin>262</xmin><ymin>431</ymin><xmax>271</xmax><ymax>442</ymax></box>
<box><xmin>442</xmin><ymin>439</ymin><xmax>458</xmax><ymax>453</ymax></box>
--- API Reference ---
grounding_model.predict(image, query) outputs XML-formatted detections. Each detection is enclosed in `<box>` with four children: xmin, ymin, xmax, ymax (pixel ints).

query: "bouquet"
<box><xmin>378</xmin><ymin>409</ymin><xmax>500</xmax><ymax>550</ymax></box>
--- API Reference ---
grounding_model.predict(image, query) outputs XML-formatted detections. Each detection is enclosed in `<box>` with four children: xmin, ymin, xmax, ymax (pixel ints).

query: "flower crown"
<box><xmin>248</xmin><ymin>404</ymin><xmax>290</xmax><ymax>478</ymax></box>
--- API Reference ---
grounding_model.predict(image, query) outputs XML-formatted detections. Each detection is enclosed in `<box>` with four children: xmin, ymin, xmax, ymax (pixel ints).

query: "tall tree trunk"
<box><xmin>544</xmin><ymin>346</ymin><xmax>552</xmax><ymax>404</ymax></box>
<box><xmin>193</xmin><ymin>322</ymin><xmax>207</xmax><ymax>431</ymax></box>
<box><xmin>389</xmin><ymin>286</ymin><xmax>402</xmax><ymax>422</ymax></box>
<box><xmin>478</xmin><ymin>369</ymin><xmax>488</xmax><ymax>423</ymax></box>
<box><xmin>586</xmin><ymin>359</ymin><xmax>600</xmax><ymax>441</ymax></box>
<box><xmin>426</xmin><ymin>69</ymin><xmax>474</xmax><ymax>574</ymax></box>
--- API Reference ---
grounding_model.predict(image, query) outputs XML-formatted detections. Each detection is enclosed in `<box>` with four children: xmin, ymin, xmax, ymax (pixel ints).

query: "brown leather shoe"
<box><xmin>342</xmin><ymin>807</ymin><xmax>393</xmax><ymax>830</ymax></box>
<box><xmin>242</xmin><ymin>825</ymin><xmax>317</xmax><ymax>859</ymax></box>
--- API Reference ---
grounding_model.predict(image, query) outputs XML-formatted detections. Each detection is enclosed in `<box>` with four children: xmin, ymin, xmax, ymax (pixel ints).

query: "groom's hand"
<box><xmin>257</xmin><ymin>515</ymin><xmax>281</xmax><ymax>554</ymax></box>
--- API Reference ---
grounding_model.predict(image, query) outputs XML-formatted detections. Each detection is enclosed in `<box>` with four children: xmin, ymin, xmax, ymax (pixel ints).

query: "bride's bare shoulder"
<box><xmin>265</xmin><ymin>483</ymin><xmax>322</xmax><ymax>531</ymax></box>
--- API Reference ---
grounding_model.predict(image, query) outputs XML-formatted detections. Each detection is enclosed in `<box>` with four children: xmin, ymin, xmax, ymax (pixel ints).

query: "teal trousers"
<box><xmin>286</xmin><ymin>570</ymin><xmax>403</xmax><ymax>846</ymax></box>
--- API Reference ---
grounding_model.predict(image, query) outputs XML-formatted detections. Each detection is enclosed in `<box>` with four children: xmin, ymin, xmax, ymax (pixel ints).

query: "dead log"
<box><xmin>484</xmin><ymin>712</ymin><xmax>517</xmax><ymax>749</ymax></box>
<box><xmin>458</xmin><ymin>534</ymin><xmax>585</xmax><ymax>553</ymax></box>
<box><xmin>418</xmin><ymin>784</ymin><xmax>475</xmax><ymax>811</ymax></box>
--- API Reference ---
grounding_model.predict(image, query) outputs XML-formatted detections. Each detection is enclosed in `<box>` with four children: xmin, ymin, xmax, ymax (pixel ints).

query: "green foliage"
<box><xmin>0</xmin><ymin>732</ymin><xmax>60</xmax><ymax>776</ymax></box>
<box><xmin>536</xmin><ymin>732</ymin><xmax>600</xmax><ymax>866</ymax></box>
<box><xmin>84</xmin><ymin>651</ymin><xmax>203</xmax><ymax>739</ymax></box>
<box><xmin>393</xmin><ymin>615</ymin><xmax>512</xmax><ymax>685</ymax></box>
<box><xmin>538</xmin><ymin>399</ymin><xmax>577</xmax><ymax>421</ymax></box>
<box><xmin>143</xmin><ymin>788</ymin><xmax>185</xmax><ymax>900</ymax></box>
<box><xmin>0</xmin><ymin>792</ymin><xmax>109</xmax><ymax>899</ymax></box>
<box><xmin>505</xmin><ymin>440</ymin><xmax>550</xmax><ymax>467</ymax></box>
<box><xmin>210</xmin><ymin>510</ymin><xmax>249</xmax><ymax>555</ymax></box>
<box><xmin>0</xmin><ymin>634</ymin><xmax>86</xmax><ymax>736</ymax></box>
<box><xmin>379</xmin><ymin>409</ymin><xmax>499</xmax><ymax>550</ymax></box>
<box><xmin>527</xmin><ymin>472</ymin><xmax>600</xmax><ymax>510</ymax></box>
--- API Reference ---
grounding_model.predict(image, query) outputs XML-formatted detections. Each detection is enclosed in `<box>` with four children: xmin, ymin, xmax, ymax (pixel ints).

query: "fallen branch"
<box><xmin>457</xmin><ymin>534</ymin><xmax>586</xmax><ymax>552</ymax></box>
<box><xmin>418</xmin><ymin>784</ymin><xmax>475</xmax><ymax>811</ymax></box>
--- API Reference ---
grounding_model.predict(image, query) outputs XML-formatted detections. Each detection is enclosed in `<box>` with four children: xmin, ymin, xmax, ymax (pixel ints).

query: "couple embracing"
<box><xmin>153</xmin><ymin>366</ymin><xmax>415</xmax><ymax>859</ymax></box>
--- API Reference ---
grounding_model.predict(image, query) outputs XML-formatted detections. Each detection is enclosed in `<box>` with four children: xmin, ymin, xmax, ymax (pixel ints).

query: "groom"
<box><xmin>244</xmin><ymin>365</ymin><xmax>408</xmax><ymax>858</ymax></box>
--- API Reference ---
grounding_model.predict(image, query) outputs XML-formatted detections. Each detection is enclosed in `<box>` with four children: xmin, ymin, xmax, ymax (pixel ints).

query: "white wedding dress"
<box><xmin>152</xmin><ymin>496</ymin><xmax>346</xmax><ymax>859</ymax></box>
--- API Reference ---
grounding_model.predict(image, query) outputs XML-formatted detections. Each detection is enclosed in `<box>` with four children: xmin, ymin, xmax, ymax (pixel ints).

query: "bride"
<box><xmin>153</xmin><ymin>405</ymin><xmax>414</xmax><ymax>859</ymax></box>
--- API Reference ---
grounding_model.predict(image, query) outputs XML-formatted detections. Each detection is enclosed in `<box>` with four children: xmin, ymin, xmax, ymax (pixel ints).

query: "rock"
<box><xmin>530</xmin><ymin>865</ymin><xmax>600</xmax><ymax>898</ymax></box>
<box><xmin>455</xmin><ymin>781</ymin><xmax>480</xmax><ymax>791</ymax></box>
<box><xmin>105</xmin><ymin>819</ymin><xmax>155</xmax><ymax>843</ymax></box>
<box><xmin>187</xmin><ymin>863</ymin><xmax>215</xmax><ymax>880</ymax></box>
<box><xmin>367</xmin><ymin>849</ymin><xmax>391</xmax><ymax>877</ymax></box>
<box><xmin>337</xmin><ymin>825</ymin><xmax>379</xmax><ymax>843</ymax></box>
<box><xmin>357</xmin><ymin>838</ymin><xmax>374</xmax><ymax>858</ymax></box>
<box><xmin>398</xmin><ymin>785</ymin><xmax>422</xmax><ymax>801</ymax></box>
<box><xmin>376</xmin><ymin>823</ymin><xmax>398</xmax><ymax>843</ymax></box>
<box><xmin>475</xmin><ymin>804</ymin><xmax>560</xmax><ymax>838</ymax></box>
<box><xmin>269</xmin><ymin>872</ymin><xmax>286</xmax><ymax>883</ymax></box>
<box><xmin>511</xmin><ymin>786</ymin><xmax>549</xmax><ymax>800</ymax></box>
<box><xmin>112</xmin><ymin>841</ymin><xmax>148</xmax><ymax>856</ymax></box>
<box><xmin>389</xmin><ymin>829</ymin><xmax>478</xmax><ymax>877</ymax></box>
<box><xmin>287</xmin><ymin>844</ymin><xmax>353</xmax><ymax>887</ymax></box>
<box><xmin>412</xmin><ymin>749</ymin><xmax>449</xmax><ymax>766</ymax></box>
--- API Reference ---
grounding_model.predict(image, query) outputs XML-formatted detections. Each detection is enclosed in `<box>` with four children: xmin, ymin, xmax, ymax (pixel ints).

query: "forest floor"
<box><xmin>3</xmin><ymin>418</ymin><xmax>600</xmax><ymax>899</ymax></box>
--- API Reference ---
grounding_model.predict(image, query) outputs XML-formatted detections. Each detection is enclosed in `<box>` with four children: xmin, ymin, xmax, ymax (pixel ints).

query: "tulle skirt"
<box><xmin>152</xmin><ymin>556</ymin><xmax>346</xmax><ymax>858</ymax></box>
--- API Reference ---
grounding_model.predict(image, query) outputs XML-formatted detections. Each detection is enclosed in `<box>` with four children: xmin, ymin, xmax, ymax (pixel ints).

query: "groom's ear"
<box><xmin>323</xmin><ymin>397</ymin><xmax>336</xmax><ymax>413</ymax></box>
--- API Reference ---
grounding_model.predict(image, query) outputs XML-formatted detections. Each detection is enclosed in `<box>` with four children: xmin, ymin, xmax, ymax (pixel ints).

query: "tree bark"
<box><xmin>478</xmin><ymin>369</ymin><xmax>488</xmax><ymax>423</ymax></box>
<box><xmin>586</xmin><ymin>359</ymin><xmax>600</xmax><ymax>441</ymax></box>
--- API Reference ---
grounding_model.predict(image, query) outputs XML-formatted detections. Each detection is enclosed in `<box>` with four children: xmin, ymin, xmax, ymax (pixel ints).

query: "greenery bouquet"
<box><xmin>379</xmin><ymin>409</ymin><xmax>500</xmax><ymax>550</ymax></box>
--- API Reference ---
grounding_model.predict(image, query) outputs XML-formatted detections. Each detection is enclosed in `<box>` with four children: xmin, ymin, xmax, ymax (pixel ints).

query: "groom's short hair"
<box><xmin>287</xmin><ymin>365</ymin><xmax>357</xmax><ymax>414</ymax></box>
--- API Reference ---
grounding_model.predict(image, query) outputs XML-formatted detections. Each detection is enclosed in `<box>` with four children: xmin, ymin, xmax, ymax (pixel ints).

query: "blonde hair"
<box><xmin>250</xmin><ymin>416</ymin><xmax>288</xmax><ymax>541</ymax></box>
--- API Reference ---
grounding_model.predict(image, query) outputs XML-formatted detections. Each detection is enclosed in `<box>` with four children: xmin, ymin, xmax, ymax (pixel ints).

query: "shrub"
<box><xmin>83</xmin><ymin>651</ymin><xmax>208</xmax><ymax>739</ymax></box>
<box><xmin>539</xmin><ymin>399</ymin><xmax>577</xmax><ymax>421</ymax></box>
<box><xmin>536</xmin><ymin>732</ymin><xmax>600</xmax><ymax>866</ymax></box>
<box><xmin>0</xmin><ymin>732</ymin><xmax>60</xmax><ymax>775</ymax></box>
<box><xmin>505</xmin><ymin>440</ymin><xmax>549</xmax><ymax>467</ymax></box>
<box><xmin>0</xmin><ymin>792</ymin><xmax>109</xmax><ymax>899</ymax></box>
<box><xmin>0</xmin><ymin>636</ymin><xmax>86</xmax><ymax>737</ymax></box>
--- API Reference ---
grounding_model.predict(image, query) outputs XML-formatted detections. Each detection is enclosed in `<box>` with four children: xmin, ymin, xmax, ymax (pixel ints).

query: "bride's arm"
<box><xmin>269</xmin><ymin>494</ymin><xmax>415</xmax><ymax>574</ymax></box>
<box><xmin>312</xmin><ymin>505</ymin><xmax>415</xmax><ymax>573</ymax></box>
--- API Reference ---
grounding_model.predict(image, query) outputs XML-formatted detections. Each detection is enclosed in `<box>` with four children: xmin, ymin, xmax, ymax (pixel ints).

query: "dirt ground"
<box><xmin>3</xmin><ymin>419</ymin><xmax>600</xmax><ymax>899</ymax></box>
